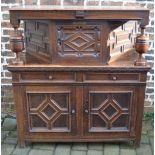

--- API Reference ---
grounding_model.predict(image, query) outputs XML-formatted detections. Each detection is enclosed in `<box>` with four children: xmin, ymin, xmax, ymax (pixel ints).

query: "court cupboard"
<box><xmin>8</xmin><ymin>6</ymin><xmax>150</xmax><ymax>147</ymax></box>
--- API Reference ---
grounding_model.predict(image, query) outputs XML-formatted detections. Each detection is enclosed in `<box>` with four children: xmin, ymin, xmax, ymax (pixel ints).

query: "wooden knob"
<box><xmin>48</xmin><ymin>75</ymin><xmax>53</xmax><ymax>80</ymax></box>
<box><xmin>75</xmin><ymin>10</ymin><xmax>85</xmax><ymax>19</ymax></box>
<box><xmin>71</xmin><ymin>109</ymin><xmax>75</xmax><ymax>114</ymax></box>
<box><xmin>112</xmin><ymin>76</ymin><xmax>117</xmax><ymax>81</ymax></box>
<box><xmin>84</xmin><ymin>109</ymin><xmax>88</xmax><ymax>113</ymax></box>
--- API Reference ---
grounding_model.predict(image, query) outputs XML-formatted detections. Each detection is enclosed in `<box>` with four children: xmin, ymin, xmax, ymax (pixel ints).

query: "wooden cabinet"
<box><xmin>8</xmin><ymin>6</ymin><xmax>150</xmax><ymax>148</ymax></box>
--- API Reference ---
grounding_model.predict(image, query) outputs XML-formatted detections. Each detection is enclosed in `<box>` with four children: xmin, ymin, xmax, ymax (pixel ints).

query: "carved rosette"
<box><xmin>134</xmin><ymin>28</ymin><xmax>148</xmax><ymax>66</ymax></box>
<box><xmin>10</xmin><ymin>30</ymin><xmax>24</xmax><ymax>65</ymax></box>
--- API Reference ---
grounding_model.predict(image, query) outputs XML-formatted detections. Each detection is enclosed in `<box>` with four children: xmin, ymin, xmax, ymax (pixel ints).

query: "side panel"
<box><xmin>25</xmin><ymin>20</ymin><xmax>52</xmax><ymax>63</ymax></box>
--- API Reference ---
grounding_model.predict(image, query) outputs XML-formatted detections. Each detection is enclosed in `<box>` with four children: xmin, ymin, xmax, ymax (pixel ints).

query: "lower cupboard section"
<box><xmin>19</xmin><ymin>85</ymin><xmax>138</xmax><ymax>140</ymax></box>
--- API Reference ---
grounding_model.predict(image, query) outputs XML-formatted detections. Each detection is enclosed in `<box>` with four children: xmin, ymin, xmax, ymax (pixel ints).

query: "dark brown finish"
<box><xmin>8</xmin><ymin>6</ymin><xmax>150</xmax><ymax>148</ymax></box>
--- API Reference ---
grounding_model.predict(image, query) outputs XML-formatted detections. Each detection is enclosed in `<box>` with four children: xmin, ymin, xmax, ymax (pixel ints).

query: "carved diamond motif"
<box><xmin>57</xmin><ymin>25</ymin><xmax>102</xmax><ymax>58</ymax></box>
<box><xmin>99</xmin><ymin>95</ymin><xmax>122</xmax><ymax>121</ymax></box>
<box><xmin>66</xmin><ymin>32</ymin><xmax>93</xmax><ymax>51</ymax></box>
<box><xmin>28</xmin><ymin>94</ymin><xmax>69</xmax><ymax>130</ymax></box>
<box><xmin>41</xmin><ymin>104</ymin><xmax>57</xmax><ymax>120</ymax></box>
<box><xmin>71</xmin><ymin>36</ymin><xmax>88</xmax><ymax>48</ymax></box>
<box><xmin>102</xmin><ymin>103</ymin><xmax>118</xmax><ymax>119</ymax></box>
<box><xmin>64</xmin><ymin>32</ymin><xmax>95</xmax><ymax>51</ymax></box>
<box><xmin>90</xmin><ymin>92</ymin><xmax>131</xmax><ymax>130</ymax></box>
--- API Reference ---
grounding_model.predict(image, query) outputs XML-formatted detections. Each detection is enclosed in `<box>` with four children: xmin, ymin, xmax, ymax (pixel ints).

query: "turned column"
<box><xmin>134</xmin><ymin>26</ymin><xmax>148</xmax><ymax>66</ymax></box>
<box><xmin>10</xmin><ymin>23</ymin><xmax>24</xmax><ymax>65</ymax></box>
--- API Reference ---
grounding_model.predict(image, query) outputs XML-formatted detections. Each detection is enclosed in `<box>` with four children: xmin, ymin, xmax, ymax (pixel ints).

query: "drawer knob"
<box><xmin>84</xmin><ymin>109</ymin><xmax>89</xmax><ymax>113</ymax></box>
<box><xmin>49</xmin><ymin>75</ymin><xmax>53</xmax><ymax>80</ymax></box>
<box><xmin>112</xmin><ymin>76</ymin><xmax>117</xmax><ymax>81</ymax></box>
<box><xmin>75</xmin><ymin>10</ymin><xmax>85</xmax><ymax>19</ymax></box>
<box><xmin>71</xmin><ymin>109</ymin><xmax>76</xmax><ymax>114</ymax></box>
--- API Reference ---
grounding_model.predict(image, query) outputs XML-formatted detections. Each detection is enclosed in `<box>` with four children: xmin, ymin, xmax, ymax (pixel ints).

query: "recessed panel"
<box><xmin>26</xmin><ymin>92</ymin><xmax>71</xmax><ymax>132</ymax></box>
<box><xmin>57</xmin><ymin>24</ymin><xmax>101</xmax><ymax>57</ymax></box>
<box><xmin>88</xmin><ymin>91</ymin><xmax>132</xmax><ymax>132</ymax></box>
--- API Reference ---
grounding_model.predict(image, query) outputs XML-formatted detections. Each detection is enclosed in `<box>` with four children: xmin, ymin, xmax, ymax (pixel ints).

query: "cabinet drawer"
<box><xmin>20</xmin><ymin>72</ymin><xmax>76</xmax><ymax>82</ymax></box>
<box><xmin>84</xmin><ymin>72</ymin><xmax>139</xmax><ymax>82</ymax></box>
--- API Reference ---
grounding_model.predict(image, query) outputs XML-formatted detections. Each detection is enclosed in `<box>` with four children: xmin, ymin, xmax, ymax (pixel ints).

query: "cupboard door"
<box><xmin>83</xmin><ymin>86</ymin><xmax>137</xmax><ymax>138</ymax></box>
<box><xmin>24</xmin><ymin>86</ymin><xmax>76</xmax><ymax>135</ymax></box>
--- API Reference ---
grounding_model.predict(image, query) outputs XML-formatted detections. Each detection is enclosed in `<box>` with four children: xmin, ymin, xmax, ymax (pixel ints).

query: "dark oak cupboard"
<box><xmin>8</xmin><ymin>6</ymin><xmax>150</xmax><ymax>147</ymax></box>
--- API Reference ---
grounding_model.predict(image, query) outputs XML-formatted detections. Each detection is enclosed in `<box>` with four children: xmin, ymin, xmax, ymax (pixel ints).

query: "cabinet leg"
<box><xmin>128</xmin><ymin>140</ymin><xmax>134</xmax><ymax>146</ymax></box>
<box><xmin>128</xmin><ymin>140</ymin><xmax>140</xmax><ymax>148</ymax></box>
<box><xmin>133</xmin><ymin>139</ymin><xmax>140</xmax><ymax>148</ymax></box>
<box><xmin>18</xmin><ymin>139</ymin><xmax>26</xmax><ymax>148</ymax></box>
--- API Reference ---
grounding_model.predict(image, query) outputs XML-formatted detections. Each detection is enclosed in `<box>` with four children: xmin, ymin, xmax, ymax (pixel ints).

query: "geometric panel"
<box><xmin>41</xmin><ymin>104</ymin><xmax>57</xmax><ymax>120</ymax></box>
<box><xmin>100</xmin><ymin>95</ymin><xmax>121</xmax><ymax>121</ymax></box>
<box><xmin>103</xmin><ymin>104</ymin><xmax>118</xmax><ymax>118</ymax></box>
<box><xmin>89</xmin><ymin>92</ymin><xmax>131</xmax><ymax>131</ymax></box>
<box><xmin>27</xmin><ymin>92</ymin><xmax>71</xmax><ymax>132</ymax></box>
<box><xmin>57</xmin><ymin>25</ymin><xmax>101</xmax><ymax>58</ymax></box>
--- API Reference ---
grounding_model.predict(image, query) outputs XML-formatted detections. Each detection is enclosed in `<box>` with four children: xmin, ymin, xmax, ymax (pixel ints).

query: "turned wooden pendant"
<box><xmin>134</xmin><ymin>28</ymin><xmax>148</xmax><ymax>66</ymax></box>
<box><xmin>10</xmin><ymin>29</ymin><xmax>24</xmax><ymax>65</ymax></box>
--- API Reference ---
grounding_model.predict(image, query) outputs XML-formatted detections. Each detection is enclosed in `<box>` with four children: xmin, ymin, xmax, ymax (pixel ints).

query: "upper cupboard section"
<box><xmin>25</xmin><ymin>20</ymin><xmax>137</xmax><ymax>64</ymax></box>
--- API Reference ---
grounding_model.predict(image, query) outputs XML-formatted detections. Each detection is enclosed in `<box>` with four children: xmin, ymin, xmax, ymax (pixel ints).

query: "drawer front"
<box><xmin>84</xmin><ymin>72</ymin><xmax>140</xmax><ymax>82</ymax></box>
<box><xmin>20</xmin><ymin>72</ymin><xmax>76</xmax><ymax>82</ymax></box>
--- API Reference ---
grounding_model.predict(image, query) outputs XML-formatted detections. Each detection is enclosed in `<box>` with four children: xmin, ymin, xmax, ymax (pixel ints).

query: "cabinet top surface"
<box><xmin>9</xmin><ymin>5</ymin><xmax>149</xmax><ymax>26</ymax></box>
<box><xmin>7</xmin><ymin>52</ymin><xmax>151</xmax><ymax>72</ymax></box>
<box><xmin>10</xmin><ymin>5</ymin><xmax>149</xmax><ymax>11</ymax></box>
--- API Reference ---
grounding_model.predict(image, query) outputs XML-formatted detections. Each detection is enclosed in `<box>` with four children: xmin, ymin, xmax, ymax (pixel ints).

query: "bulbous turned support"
<box><xmin>134</xmin><ymin>27</ymin><xmax>149</xmax><ymax>66</ymax></box>
<box><xmin>10</xmin><ymin>28</ymin><xmax>24</xmax><ymax>65</ymax></box>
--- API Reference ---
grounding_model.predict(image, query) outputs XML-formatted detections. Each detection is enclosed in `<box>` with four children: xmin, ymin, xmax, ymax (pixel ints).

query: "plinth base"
<box><xmin>11</xmin><ymin>59</ymin><xmax>24</xmax><ymax>65</ymax></box>
<box><xmin>134</xmin><ymin>60</ymin><xmax>147</xmax><ymax>66</ymax></box>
